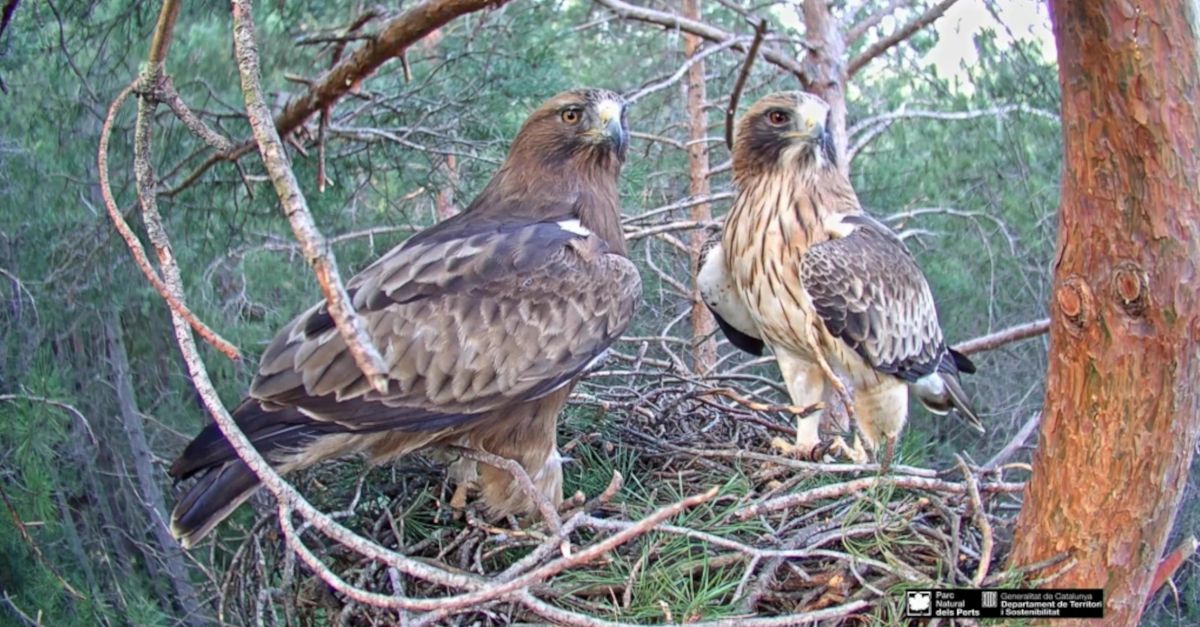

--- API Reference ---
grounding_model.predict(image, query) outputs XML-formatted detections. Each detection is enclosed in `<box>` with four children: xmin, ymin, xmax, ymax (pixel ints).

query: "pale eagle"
<box><xmin>699</xmin><ymin>91</ymin><xmax>980</xmax><ymax>465</ymax></box>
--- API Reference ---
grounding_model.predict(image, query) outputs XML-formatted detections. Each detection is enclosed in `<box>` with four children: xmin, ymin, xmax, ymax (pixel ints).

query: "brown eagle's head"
<box><xmin>507</xmin><ymin>88</ymin><xmax>630</xmax><ymax>171</ymax></box>
<box><xmin>733</xmin><ymin>91</ymin><xmax>836</xmax><ymax>179</ymax></box>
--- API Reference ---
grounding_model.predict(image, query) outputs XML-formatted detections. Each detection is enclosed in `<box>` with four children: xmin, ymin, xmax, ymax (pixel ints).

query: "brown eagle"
<box><xmin>169</xmin><ymin>89</ymin><xmax>640</xmax><ymax>548</ymax></box>
<box><xmin>698</xmin><ymin>91</ymin><xmax>980</xmax><ymax>465</ymax></box>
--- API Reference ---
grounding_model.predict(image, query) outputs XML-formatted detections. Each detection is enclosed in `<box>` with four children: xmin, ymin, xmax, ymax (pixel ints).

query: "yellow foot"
<box><xmin>449</xmin><ymin>481</ymin><xmax>470</xmax><ymax>511</ymax></box>
<box><xmin>771</xmin><ymin>436</ymin><xmax>835</xmax><ymax>461</ymax></box>
<box><xmin>829</xmin><ymin>435</ymin><xmax>870</xmax><ymax>464</ymax></box>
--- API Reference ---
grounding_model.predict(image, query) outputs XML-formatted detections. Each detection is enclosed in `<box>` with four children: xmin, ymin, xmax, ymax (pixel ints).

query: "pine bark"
<box><xmin>683</xmin><ymin>0</ymin><xmax>717</xmax><ymax>372</ymax></box>
<box><xmin>1009</xmin><ymin>2</ymin><xmax>1200</xmax><ymax>624</ymax></box>
<box><xmin>105</xmin><ymin>316</ymin><xmax>206</xmax><ymax>624</ymax></box>
<box><xmin>801</xmin><ymin>0</ymin><xmax>848</xmax><ymax>173</ymax></box>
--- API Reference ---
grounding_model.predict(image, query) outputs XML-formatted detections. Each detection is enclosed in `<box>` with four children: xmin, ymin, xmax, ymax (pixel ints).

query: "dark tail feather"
<box><xmin>168</xmin><ymin>399</ymin><xmax>317</xmax><ymax>548</ymax></box>
<box><xmin>170</xmin><ymin>460</ymin><xmax>261</xmax><ymax>549</ymax></box>
<box><xmin>949</xmin><ymin>348</ymin><xmax>976</xmax><ymax>374</ymax></box>
<box><xmin>940</xmin><ymin>374</ymin><xmax>984</xmax><ymax>433</ymax></box>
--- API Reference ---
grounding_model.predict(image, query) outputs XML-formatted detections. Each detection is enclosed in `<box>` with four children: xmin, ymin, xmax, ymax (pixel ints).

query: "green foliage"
<box><xmin>5</xmin><ymin>0</ymin><xmax>1162</xmax><ymax>624</ymax></box>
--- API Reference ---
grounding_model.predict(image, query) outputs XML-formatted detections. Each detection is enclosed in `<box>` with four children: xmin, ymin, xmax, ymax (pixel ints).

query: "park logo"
<box><xmin>906</xmin><ymin>590</ymin><xmax>933</xmax><ymax>617</ymax></box>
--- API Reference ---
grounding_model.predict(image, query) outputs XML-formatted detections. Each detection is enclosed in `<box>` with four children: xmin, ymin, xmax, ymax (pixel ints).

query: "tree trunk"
<box><xmin>435</xmin><ymin>153</ymin><xmax>459</xmax><ymax>220</ymax></box>
<box><xmin>801</xmin><ymin>0</ymin><xmax>848</xmax><ymax>174</ymax></box>
<box><xmin>683</xmin><ymin>0</ymin><xmax>717</xmax><ymax>373</ymax></box>
<box><xmin>1009</xmin><ymin>2</ymin><xmax>1200</xmax><ymax>624</ymax></box>
<box><xmin>104</xmin><ymin>315</ymin><xmax>207</xmax><ymax>624</ymax></box>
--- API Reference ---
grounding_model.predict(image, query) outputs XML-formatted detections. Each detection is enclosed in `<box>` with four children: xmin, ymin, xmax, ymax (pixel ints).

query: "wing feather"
<box><xmin>250</xmin><ymin>218</ymin><xmax>641</xmax><ymax>431</ymax></box>
<box><xmin>801</xmin><ymin>214</ymin><xmax>945</xmax><ymax>381</ymax></box>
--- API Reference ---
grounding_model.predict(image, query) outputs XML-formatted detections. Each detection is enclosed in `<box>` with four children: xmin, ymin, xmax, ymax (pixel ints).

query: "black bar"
<box><xmin>903</xmin><ymin>588</ymin><xmax>1104</xmax><ymax>620</ymax></box>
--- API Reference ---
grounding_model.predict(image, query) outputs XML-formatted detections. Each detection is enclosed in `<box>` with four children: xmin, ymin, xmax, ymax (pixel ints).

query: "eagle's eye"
<box><xmin>561</xmin><ymin>108</ymin><xmax>583</xmax><ymax>125</ymax></box>
<box><xmin>767</xmin><ymin>110</ymin><xmax>790</xmax><ymax>126</ymax></box>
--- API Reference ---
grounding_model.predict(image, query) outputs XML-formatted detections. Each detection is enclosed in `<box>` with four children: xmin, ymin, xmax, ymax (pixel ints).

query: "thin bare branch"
<box><xmin>982</xmin><ymin>411</ymin><xmax>1041</xmax><ymax>471</ymax></box>
<box><xmin>626</xmin><ymin>36</ymin><xmax>745</xmax><ymax>105</ymax></box>
<box><xmin>273</xmin><ymin>0</ymin><xmax>508</xmax><ymax>141</ymax></box>
<box><xmin>232</xmin><ymin>0</ymin><xmax>390</xmax><ymax>394</ymax></box>
<box><xmin>159</xmin><ymin>77</ymin><xmax>234</xmax><ymax>152</ymax></box>
<box><xmin>0</xmin><ymin>481</ymin><xmax>86</xmax><ymax>599</ymax></box>
<box><xmin>845</xmin><ymin>0</ymin><xmax>907</xmax><ymax>43</ymax></box>
<box><xmin>164</xmin><ymin>0</ymin><xmax>508</xmax><ymax>195</ymax></box>
<box><xmin>849</xmin><ymin>102</ymin><xmax>1059</xmax><ymax>138</ymax></box>
<box><xmin>725</xmin><ymin>19</ymin><xmax>768</xmax><ymax>150</ymax></box>
<box><xmin>98</xmin><ymin>81</ymin><xmax>242</xmax><ymax>361</ymax></box>
<box><xmin>956</xmin><ymin>455</ymin><xmax>993</xmax><ymax>587</ymax></box>
<box><xmin>736</xmin><ymin>475</ymin><xmax>1023</xmax><ymax>520</ymax></box>
<box><xmin>594</xmin><ymin>0</ymin><xmax>809</xmax><ymax>80</ymax></box>
<box><xmin>953</xmin><ymin>319</ymin><xmax>1050</xmax><ymax>355</ymax></box>
<box><xmin>848</xmin><ymin>0</ymin><xmax>959</xmax><ymax>77</ymax></box>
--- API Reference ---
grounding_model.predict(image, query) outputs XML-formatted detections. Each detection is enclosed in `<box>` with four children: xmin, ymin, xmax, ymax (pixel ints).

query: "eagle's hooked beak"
<box><xmin>784</xmin><ymin>107</ymin><xmax>836</xmax><ymax>164</ymax></box>
<box><xmin>595</xmin><ymin>99</ymin><xmax>628</xmax><ymax>157</ymax></box>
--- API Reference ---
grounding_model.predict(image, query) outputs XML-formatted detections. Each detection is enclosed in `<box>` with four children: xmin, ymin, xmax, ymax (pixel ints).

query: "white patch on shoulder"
<box><xmin>557</xmin><ymin>219</ymin><xmax>592</xmax><ymax>237</ymax></box>
<box><xmin>823</xmin><ymin>214</ymin><xmax>858</xmax><ymax>239</ymax></box>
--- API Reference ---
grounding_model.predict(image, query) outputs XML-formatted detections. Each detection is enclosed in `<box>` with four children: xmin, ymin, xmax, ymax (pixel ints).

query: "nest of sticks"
<box><xmin>215</xmin><ymin>368</ymin><xmax>1048</xmax><ymax>626</ymax></box>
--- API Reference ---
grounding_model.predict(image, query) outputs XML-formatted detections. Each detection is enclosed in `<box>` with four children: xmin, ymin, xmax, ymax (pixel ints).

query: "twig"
<box><xmin>165</xmin><ymin>0</ymin><xmax>509</xmax><ymax>195</ymax></box>
<box><xmin>705</xmin><ymin>387</ymin><xmax>822</xmax><ymax>417</ymax></box>
<box><xmin>956</xmin><ymin>456</ymin><xmax>993</xmax><ymax>587</ymax></box>
<box><xmin>0</xmin><ymin>394</ymin><xmax>97</xmax><ymax>446</ymax></box>
<box><xmin>159</xmin><ymin>77</ymin><xmax>234</xmax><ymax>152</ymax></box>
<box><xmin>736</xmin><ymin>475</ymin><xmax>1024</xmax><ymax>520</ymax></box>
<box><xmin>845</xmin><ymin>0</ymin><xmax>907</xmax><ymax>43</ymax></box>
<box><xmin>232</xmin><ymin>0</ymin><xmax>390</xmax><ymax>393</ymax></box>
<box><xmin>724</xmin><ymin>19</ymin><xmax>768</xmax><ymax>151</ymax></box>
<box><xmin>953</xmin><ymin>319</ymin><xmax>1050</xmax><ymax>355</ymax></box>
<box><xmin>848</xmin><ymin>0</ymin><xmax>960</xmax><ymax>77</ymax></box>
<box><xmin>1147</xmin><ymin>535</ymin><xmax>1199</xmax><ymax>601</ymax></box>
<box><xmin>626</xmin><ymin>36</ymin><xmax>745</xmax><ymax>105</ymax></box>
<box><xmin>518</xmin><ymin>590</ymin><xmax>870</xmax><ymax>626</ymax></box>
<box><xmin>448</xmin><ymin>446</ymin><xmax>564</xmax><ymax>537</ymax></box>
<box><xmin>593</xmin><ymin>0</ymin><xmax>809</xmax><ymax>80</ymax></box>
<box><xmin>982</xmin><ymin>411</ymin><xmax>1040</xmax><ymax>471</ymax></box>
<box><xmin>97</xmin><ymin>80</ymin><xmax>242</xmax><ymax>361</ymax></box>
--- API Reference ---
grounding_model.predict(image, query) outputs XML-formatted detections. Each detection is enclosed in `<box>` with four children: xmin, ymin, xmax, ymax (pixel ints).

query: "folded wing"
<box><xmin>171</xmin><ymin>217</ymin><xmax>641</xmax><ymax>480</ymax></box>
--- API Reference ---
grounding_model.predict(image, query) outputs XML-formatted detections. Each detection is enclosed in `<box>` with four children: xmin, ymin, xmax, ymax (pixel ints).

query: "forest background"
<box><xmin>1</xmin><ymin>0</ymin><xmax>1195</xmax><ymax>625</ymax></box>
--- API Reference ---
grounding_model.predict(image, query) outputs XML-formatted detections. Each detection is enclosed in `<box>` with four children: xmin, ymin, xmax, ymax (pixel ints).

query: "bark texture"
<box><xmin>683</xmin><ymin>0</ymin><xmax>717</xmax><ymax>372</ymax></box>
<box><xmin>800</xmin><ymin>0</ymin><xmax>848</xmax><ymax>173</ymax></box>
<box><xmin>1009</xmin><ymin>2</ymin><xmax>1200</xmax><ymax>624</ymax></box>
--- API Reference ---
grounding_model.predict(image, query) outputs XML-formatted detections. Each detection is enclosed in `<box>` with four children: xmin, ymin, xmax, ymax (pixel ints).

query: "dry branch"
<box><xmin>167</xmin><ymin>0</ymin><xmax>508</xmax><ymax>194</ymax></box>
<box><xmin>232</xmin><ymin>0</ymin><xmax>390</xmax><ymax>394</ymax></box>
<box><xmin>724</xmin><ymin>19</ymin><xmax>768</xmax><ymax>150</ymax></box>
<box><xmin>0</xmin><ymin>481</ymin><xmax>86</xmax><ymax>600</ymax></box>
<box><xmin>594</xmin><ymin>0</ymin><xmax>809</xmax><ymax>79</ymax></box>
<box><xmin>736</xmin><ymin>474</ymin><xmax>1023</xmax><ymax>520</ymax></box>
<box><xmin>158</xmin><ymin>77</ymin><xmax>234</xmax><ymax>152</ymax></box>
<box><xmin>1148</xmin><ymin>535</ymin><xmax>1199</xmax><ymax>601</ymax></box>
<box><xmin>953</xmin><ymin>318</ymin><xmax>1050</xmax><ymax>355</ymax></box>
<box><xmin>273</xmin><ymin>0</ymin><xmax>507</xmax><ymax>142</ymax></box>
<box><xmin>848</xmin><ymin>0</ymin><xmax>960</xmax><ymax>77</ymax></box>
<box><xmin>845</xmin><ymin>0</ymin><xmax>907</xmax><ymax>43</ymax></box>
<box><xmin>98</xmin><ymin>81</ymin><xmax>242</xmax><ymax>361</ymax></box>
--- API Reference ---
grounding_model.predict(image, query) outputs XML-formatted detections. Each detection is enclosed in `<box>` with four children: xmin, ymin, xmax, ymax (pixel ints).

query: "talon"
<box><xmin>827</xmin><ymin>435</ymin><xmax>870</xmax><ymax>464</ymax></box>
<box><xmin>771</xmin><ymin>435</ymin><xmax>828</xmax><ymax>461</ymax></box>
<box><xmin>770</xmin><ymin>436</ymin><xmax>797</xmax><ymax>456</ymax></box>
